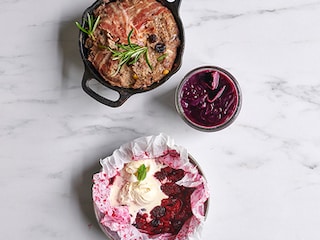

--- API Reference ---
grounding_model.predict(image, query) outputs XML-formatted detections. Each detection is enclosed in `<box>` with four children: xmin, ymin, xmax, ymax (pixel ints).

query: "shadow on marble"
<box><xmin>72</xmin><ymin>153</ymin><xmax>106</xmax><ymax>237</ymax></box>
<box><xmin>71</xmin><ymin>136</ymin><xmax>142</xmax><ymax>238</ymax></box>
<box><xmin>58</xmin><ymin>16</ymin><xmax>84</xmax><ymax>88</ymax></box>
<box><xmin>147</xmin><ymin>86</ymin><xmax>193</xmax><ymax>134</ymax></box>
<box><xmin>151</xmin><ymin>86</ymin><xmax>177</xmax><ymax>115</ymax></box>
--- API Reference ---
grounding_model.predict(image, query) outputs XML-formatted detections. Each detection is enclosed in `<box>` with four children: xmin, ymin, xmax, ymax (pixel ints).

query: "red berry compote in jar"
<box><xmin>176</xmin><ymin>66</ymin><xmax>242</xmax><ymax>131</ymax></box>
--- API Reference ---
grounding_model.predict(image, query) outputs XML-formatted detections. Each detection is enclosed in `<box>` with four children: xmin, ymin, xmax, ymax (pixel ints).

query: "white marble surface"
<box><xmin>1</xmin><ymin>0</ymin><xmax>320</xmax><ymax>239</ymax></box>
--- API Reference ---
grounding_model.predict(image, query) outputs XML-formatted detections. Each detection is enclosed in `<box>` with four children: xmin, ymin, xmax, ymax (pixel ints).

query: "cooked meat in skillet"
<box><xmin>86</xmin><ymin>0</ymin><xmax>180</xmax><ymax>89</ymax></box>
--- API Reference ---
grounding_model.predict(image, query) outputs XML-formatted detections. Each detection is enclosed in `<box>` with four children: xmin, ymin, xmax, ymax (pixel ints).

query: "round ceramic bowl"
<box><xmin>175</xmin><ymin>66</ymin><xmax>242</xmax><ymax>132</ymax></box>
<box><xmin>93</xmin><ymin>154</ymin><xmax>209</xmax><ymax>240</ymax></box>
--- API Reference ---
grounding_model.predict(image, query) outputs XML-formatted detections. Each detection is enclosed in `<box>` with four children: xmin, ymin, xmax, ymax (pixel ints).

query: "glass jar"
<box><xmin>175</xmin><ymin>66</ymin><xmax>242</xmax><ymax>131</ymax></box>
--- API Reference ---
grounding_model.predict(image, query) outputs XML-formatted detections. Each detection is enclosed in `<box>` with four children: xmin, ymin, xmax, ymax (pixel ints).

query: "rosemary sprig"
<box><xmin>108</xmin><ymin>29</ymin><xmax>153</xmax><ymax>76</ymax></box>
<box><xmin>75</xmin><ymin>13</ymin><xmax>100</xmax><ymax>41</ymax></box>
<box><xmin>157</xmin><ymin>53</ymin><xmax>168</xmax><ymax>62</ymax></box>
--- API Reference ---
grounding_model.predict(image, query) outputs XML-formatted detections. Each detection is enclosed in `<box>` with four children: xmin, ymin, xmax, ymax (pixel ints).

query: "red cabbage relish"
<box><xmin>179</xmin><ymin>69</ymin><xmax>239</xmax><ymax>128</ymax></box>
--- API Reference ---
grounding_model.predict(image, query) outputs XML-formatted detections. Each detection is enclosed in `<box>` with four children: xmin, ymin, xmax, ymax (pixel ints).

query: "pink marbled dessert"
<box><xmin>92</xmin><ymin>134</ymin><xmax>209</xmax><ymax>240</ymax></box>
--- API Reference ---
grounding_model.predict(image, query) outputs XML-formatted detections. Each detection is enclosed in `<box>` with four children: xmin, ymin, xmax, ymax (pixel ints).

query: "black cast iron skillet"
<box><xmin>79</xmin><ymin>0</ymin><xmax>184</xmax><ymax>107</ymax></box>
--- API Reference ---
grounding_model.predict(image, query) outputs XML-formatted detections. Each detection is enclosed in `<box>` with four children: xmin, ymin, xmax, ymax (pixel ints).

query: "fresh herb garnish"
<box><xmin>108</xmin><ymin>29</ymin><xmax>153</xmax><ymax>76</ymax></box>
<box><xmin>136</xmin><ymin>164</ymin><xmax>148</xmax><ymax>182</ymax></box>
<box><xmin>75</xmin><ymin>13</ymin><xmax>101</xmax><ymax>41</ymax></box>
<box><xmin>157</xmin><ymin>53</ymin><xmax>168</xmax><ymax>62</ymax></box>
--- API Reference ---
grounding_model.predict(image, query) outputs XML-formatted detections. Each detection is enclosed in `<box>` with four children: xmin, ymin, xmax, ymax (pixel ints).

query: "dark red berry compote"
<box><xmin>176</xmin><ymin>66</ymin><xmax>241</xmax><ymax>131</ymax></box>
<box><xmin>92</xmin><ymin>134</ymin><xmax>209</xmax><ymax>240</ymax></box>
<box><xmin>134</xmin><ymin>166</ymin><xmax>195</xmax><ymax>235</ymax></box>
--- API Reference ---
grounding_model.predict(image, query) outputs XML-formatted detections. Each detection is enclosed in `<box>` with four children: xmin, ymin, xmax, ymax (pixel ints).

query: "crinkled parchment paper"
<box><xmin>92</xmin><ymin>133</ymin><xmax>209</xmax><ymax>240</ymax></box>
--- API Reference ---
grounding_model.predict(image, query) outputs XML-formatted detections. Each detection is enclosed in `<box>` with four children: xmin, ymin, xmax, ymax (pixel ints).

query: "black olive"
<box><xmin>148</xmin><ymin>34</ymin><xmax>157</xmax><ymax>43</ymax></box>
<box><xmin>150</xmin><ymin>206</ymin><xmax>166</xmax><ymax>218</ymax></box>
<box><xmin>151</xmin><ymin>219</ymin><xmax>160</xmax><ymax>227</ymax></box>
<box><xmin>155</xmin><ymin>43</ymin><xmax>166</xmax><ymax>53</ymax></box>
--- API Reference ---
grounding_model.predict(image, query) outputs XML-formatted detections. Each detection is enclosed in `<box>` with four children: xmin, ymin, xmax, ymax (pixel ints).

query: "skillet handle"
<box><xmin>167</xmin><ymin>0</ymin><xmax>182</xmax><ymax>10</ymax></box>
<box><xmin>81</xmin><ymin>68</ymin><xmax>132</xmax><ymax>107</ymax></box>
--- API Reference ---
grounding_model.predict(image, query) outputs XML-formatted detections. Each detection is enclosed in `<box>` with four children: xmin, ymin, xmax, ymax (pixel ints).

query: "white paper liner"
<box><xmin>92</xmin><ymin>133</ymin><xmax>209</xmax><ymax>240</ymax></box>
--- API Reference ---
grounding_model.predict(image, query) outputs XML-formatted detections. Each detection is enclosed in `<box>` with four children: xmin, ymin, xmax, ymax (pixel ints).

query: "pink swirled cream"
<box><xmin>92</xmin><ymin>134</ymin><xmax>209</xmax><ymax>240</ymax></box>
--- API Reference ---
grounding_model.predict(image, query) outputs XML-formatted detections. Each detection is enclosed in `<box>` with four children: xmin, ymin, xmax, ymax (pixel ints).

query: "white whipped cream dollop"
<box><xmin>109</xmin><ymin>159</ymin><xmax>167</xmax><ymax>222</ymax></box>
<box><xmin>119</xmin><ymin>181</ymin><xmax>157</xmax><ymax>206</ymax></box>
